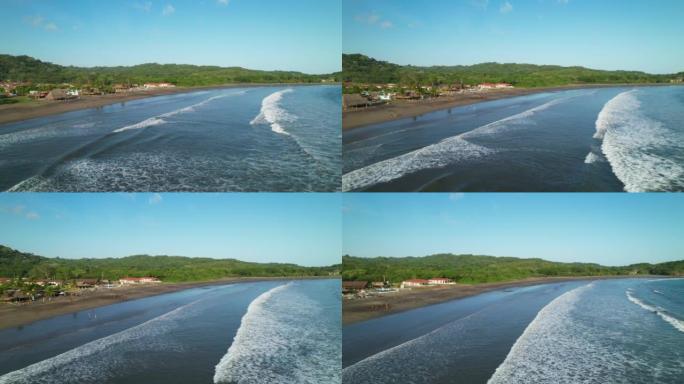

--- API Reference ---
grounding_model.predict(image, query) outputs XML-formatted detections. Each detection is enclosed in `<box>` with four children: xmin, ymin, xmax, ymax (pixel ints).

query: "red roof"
<box><xmin>404</xmin><ymin>279</ymin><xmax>429</xmax><ymax>283</ymax></box>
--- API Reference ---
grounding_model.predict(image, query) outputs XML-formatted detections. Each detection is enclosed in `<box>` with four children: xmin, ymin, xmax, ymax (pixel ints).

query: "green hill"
<box><xmin>342</xmin><ymin>53</ymin><xmax>680</xmax><ymax>88</ymax></box>
<box><xmin>0</xmin><ymin>54</ymin><xmax>337</xmax><ymax>88</ymax></box>
<box><xmin>0</xmin><ymin>245</ymin><xmax>339</xmax><ymax>283</ymax></box>
<box><xmin>342</xmin><ymin>254</ymin><xmax>684</xmax><ymax>284</ymax></box>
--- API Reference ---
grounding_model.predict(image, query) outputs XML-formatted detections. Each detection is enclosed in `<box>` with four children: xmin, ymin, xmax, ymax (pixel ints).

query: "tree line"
<box><xmin>0</xmin><ymin>245</ymin><xmax>340</xmax><ymax>284</ymax></box>
<box><xmin>342</xmin><ymin>254</ymin><xmax>684</xmax><ymax>284</ymax></box>
<box><xmin>342</xmin><ymin>54</ymin><xmax>681</xmax><ymax>88</ymax></box>
<box><xmin>0</xmin><ymin>54</ymin><xmax>338</xmax><ymax>93</ymax></box>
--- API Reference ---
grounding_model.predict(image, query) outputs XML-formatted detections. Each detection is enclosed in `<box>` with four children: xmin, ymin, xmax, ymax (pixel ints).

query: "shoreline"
<box><xmin>0</xmin><ymin>82</ymin><xmax>336</xmax><ymax>126</ymax></box>
<box><xmin>0</xmin><ymin>275</ymin><xmax>337</xmax><ymax>330</ymax></box>
<box><xmin>342</xmin><ymin>83</ymin><xmax>678</xmax><ymax>130</ymax></box>
<box><xmin>342</xmin><ymin>275</ymin><xmax>667</xmax><ymax>325</ymax></box>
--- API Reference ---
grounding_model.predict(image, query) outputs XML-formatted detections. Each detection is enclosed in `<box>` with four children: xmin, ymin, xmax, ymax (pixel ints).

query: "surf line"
<box><xmin>249</xmin><ymin>89</ymin><xmax>296</xmax><ymax>135</ymax></box>
<box><xmin>113</xmin><ymin>92</ymin><xmax>242</xmax><ymax>133</ymax></box>
<box><xmin>342</xmin><ymin>96</ymin><xmax>569</xmax><ymax>191</ymax></box>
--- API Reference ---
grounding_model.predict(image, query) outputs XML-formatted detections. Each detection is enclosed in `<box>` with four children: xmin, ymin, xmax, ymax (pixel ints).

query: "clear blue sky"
<box><xmin>1</xmin><ymin>0</ymin><xmax>341</xmax><ymax>74</ymax></box>
<box><xmin>343</xmin><ymin>193</ymin><xmax>684</xmax><ymax>266</ymax></box>
<box><xmin>343</xmin><ymin>0</ymin><xmax>684</xmax><ymax>74</ymax></box>
<box><xmin>0</xmin><ymin>193</ymin><xmax>341</xmax><ymax>266</ymax></box>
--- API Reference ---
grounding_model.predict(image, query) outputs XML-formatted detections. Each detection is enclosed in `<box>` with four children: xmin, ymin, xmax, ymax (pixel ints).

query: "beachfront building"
<box><xmin>119</xmin><ymin>277</ymin><xmax>162</xmax><ymax>285</ymax></box>
<box><xmin>428</xmin><ymin>277</ymin><xmax>454</xmax><ymax>285</ymax></box>
<box><xmin>46</xmin><ymin>89</ymin><xmax>78</xmax><ymax>101</ymax></box>
<box><xmin>400</xmin><ymin>279</ymin><xmax>429</xmax><ymax>288</ymax></box>
<box><xmin>342</xmin><ymin>280</ymin><xmax>369</xmax><ymax>293</ymax></box>
<box><xmin>143</xmin><ymin>82</ymin><xmax>176</xmax><ymax>89</ymax></box>
<box><xmin>343</xmin><ymin>94</ymin><xmax>371</xmax><ymax>110</ymax></box>
<box><xmin>478</xmin><ymin>82</ymin><xmax>513</xmax><ymax>90</ymax></box>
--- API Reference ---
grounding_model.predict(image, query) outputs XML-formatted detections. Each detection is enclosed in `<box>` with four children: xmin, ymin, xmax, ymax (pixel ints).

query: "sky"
<box><xmin>343</xmin><ymin>0</ymin><xmax>684</xmax><ymax>74</ymax></box>
<box><xmin>1</xmin><ymin>0</ymin><xmax>341</xmax><ymax>74</ymax></box>
<box><xmin>343</xmin><ymin>193</ymin><xmax>684</xmax><ymax>266</ymax></box>
<box><xmin>0</xmin><ymin>193</ymin><xmax>341</xmax><ymax>267</ymax></box>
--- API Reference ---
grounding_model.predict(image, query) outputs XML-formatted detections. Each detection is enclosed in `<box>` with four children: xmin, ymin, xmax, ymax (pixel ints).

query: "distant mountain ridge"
<box><xmin>0</xmin><ymin>54</ymin><xmax>338</xmax><ymax>86</ymax></box>
<box><xmin>342</xmin><ymin>253</ymin><xmax>684</xmax><ymax>283</ymax></box>
<box><xmin>0</xmin><ymin>245</ymin><xmax>340</xmax><ymax>282</ymax></box>
<box><xmin>342</xmin><ymin>53</ymin><xmax>683</xmax><ymax>87</ymax></box>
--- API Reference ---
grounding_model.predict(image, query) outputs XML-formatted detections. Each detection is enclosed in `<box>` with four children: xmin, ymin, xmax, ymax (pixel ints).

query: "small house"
<box><xmin>400</xmin><ymin>279</ymin><xmax>429</xmax><ymax>288</ymax></box>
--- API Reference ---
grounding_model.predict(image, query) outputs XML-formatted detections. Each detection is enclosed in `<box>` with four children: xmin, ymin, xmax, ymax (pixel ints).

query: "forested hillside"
<box><xmin>342</xmin><ymin>54</ymin><xmax>680</xmax><ymax>87</ymax></box>
<box><xmin>0</xmin><ymin>245</ymin><xmax>339</xmax><ymax>282</ymax></box>
<box><xmin>0</xmin><ymin>54</ymin><xmax>336</xmax><ymax>87</ymax></box>
<box><xmin>342</xmin><ymin>254</ymin><xmax>684</xmax><ymax>284</ymax></box>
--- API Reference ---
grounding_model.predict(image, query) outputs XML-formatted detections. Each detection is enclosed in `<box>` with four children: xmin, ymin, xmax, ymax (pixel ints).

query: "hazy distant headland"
<box><xmin>342</xmin><ymin>53</ymin><xmax>684</xmax><ymax>89</ymax></box>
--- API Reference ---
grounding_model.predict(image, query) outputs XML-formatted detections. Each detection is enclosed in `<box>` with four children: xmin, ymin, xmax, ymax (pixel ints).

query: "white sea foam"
<box><xmin>0</xmin><ymin>299</ymin><xmax>201</xmax><ymax>384</ymax></box>
<box><xmin>487</xmin><ymin>283</ymin><xmax>595</xmax><ymax>384</ymax></box>
<box><xmin>342</xmin><ymin>98</ymin><xmax>565</xmax><ymax>191</ymax></box>
<box><xmin>250</xmin><ymin>89</ymin><xmax>296</xmax><ymax>135</ymax></box>
<box><xmin>113</xmin><ymin>93</ymin><xmax>233</xmax><ymax>133</ymax></box>
<box><xmin>593</xmin><ymin>90</ymin><xmax>684</xmax><ymax>192</ymax></box>
<box><xmin>584</xmin><ymin>151</ymin><xmax>604</xmax><ymax>164</ymax></box>
<box><xmin>626</xmin><ymin>291</ymin><xmax>684</xmax><ymax>333</ymax></box>
<box><xmin>214</xmin><ymin>282</ymin><xmax>340</xmax><ymax>384</ymax></box>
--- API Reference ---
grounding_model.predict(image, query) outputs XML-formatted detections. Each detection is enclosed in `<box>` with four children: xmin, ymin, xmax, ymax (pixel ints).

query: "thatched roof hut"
<box><xmin>343</xmin><ymin>94</ymin><xmax>370</xmax><ymax>110</ymax></box>
<box><xmin>46</xmin><ymin>89</ymin><xmax>69</xmax><ymax>100</ymax></box>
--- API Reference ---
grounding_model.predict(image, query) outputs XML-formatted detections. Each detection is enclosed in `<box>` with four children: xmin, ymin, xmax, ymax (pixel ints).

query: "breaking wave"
<box><xmin>487</xmin><ymin>284</ymin><xmax>593</xmax><ymax>384</ymax></box>
<box><xmin>113</xmin><ymin>93</ymin><xmax>233</xmax><ymax>133</ymax></box>
<box><xmin>0</xmin><ymin>299</ymin><xmax>201</xmax><ymax>384</ymax></box>
<box><xmin>626</xmin><ymin>291</ymin><xmax>684</xmax><ymax>333</ymax></box>
<box><xmin>213</xmin><ymin>282</ymin><xmax>340</xmax><ymax>384</ymax></box>
<box><xmin>250</xmin><ymin>89</ymin><xmax>296</xmax><ymax>135</ymax></box>
<box><xmin>342</xmin><ymin>98</ymin><xmax>565</xmax><ymax>191</ymax></box>
<box><xmin>593</xmin><ymin>90</ymin><xmax>684</xmax><ymax>192</ymax></box>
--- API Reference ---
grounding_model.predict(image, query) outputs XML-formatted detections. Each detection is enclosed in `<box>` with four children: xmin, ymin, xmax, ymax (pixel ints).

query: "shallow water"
<box><xmin>343</xmin><ymin>86</ymin><xmax>684</xmax><ymax>192</ymax></box>
<box><xmin>0</xmin><ymin>85</ymin><xmax>341</xmax><ymax>192</ymax></box>
<box><xmin>0</xmin><ymin>279</ymin><xmax>341</xmax><ymax>384</ymax></box>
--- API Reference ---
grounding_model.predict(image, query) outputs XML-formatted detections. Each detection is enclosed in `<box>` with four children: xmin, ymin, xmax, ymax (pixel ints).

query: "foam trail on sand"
<box><xmin>250</xmin><ymin>89</ymin><xmax>295</xmax><ymax>135</ymax></box>
<box><xmin>342</xmin><ymin>98</ymin><xmax>565</xmax><ymax>191</ymax></box>
<box><xmin>593</xmin><ymin>90</ymin><xmax>684</xmax><ymax>191</ymax></box>
<box><xmin>626</xmin><ymin>291</ymin><xmax>684</xmax><ymax>333</ymax></box>
<box><xmin>214</xmin><ymin>282</ymin><xmax>340</xmax><ymax>384</ymax></box>
<box><xmin>0</xmin><ymin>299</ymin><xmax>201</xmax><ymax>384</ymax></box>
<box><xmin>113</xmin><ymin>93</ymin><xmax>233</xmax><ymax>133</ymax></box>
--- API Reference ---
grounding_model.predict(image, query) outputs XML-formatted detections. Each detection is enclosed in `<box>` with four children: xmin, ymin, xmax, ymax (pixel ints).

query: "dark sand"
<box><xmin>342</xmin><ymin>275</ymin><xmax>655</xmax><ymax>325</ymax></box>
<box><xmin>0</xmin><ymin>276</ymin><xmax>336</xmax><ymax>330</ymax></box>
<box><xmin>342</xmin><ymin>83</ymin><xmax>674</xmax><ymax>130</ymax></box>
<box><xmin>0</xmin><ymin>83</ymin><xmax>330</xmax><ymax>126</ymax></box>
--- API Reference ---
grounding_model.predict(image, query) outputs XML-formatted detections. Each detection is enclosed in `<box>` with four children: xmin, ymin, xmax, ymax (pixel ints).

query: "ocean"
<box><xmin>343</xmin><ymin>86</ymin><xmax>684</xmax><ymax>192</ymax></box>
<box><xmin>343</xmin><ymin>278</ymin><xmax>684</xmax><ymax>384</ymax></box>
<box><xmin>0</xmin><ymin>85</ymin><xmax>341</xmax><ymax>192</ymax></box>
<box><xmin>0</xmin><ymin>279</ymin><xmax>341</xmax><ymax>384</ymax></box>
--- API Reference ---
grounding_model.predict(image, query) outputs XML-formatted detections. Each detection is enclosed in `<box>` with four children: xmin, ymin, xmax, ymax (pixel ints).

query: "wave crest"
<box><xmin>593</xmin><ymin>90</ymin><xmax>684</xmax><ymax>191</ymax></box>
<box><xmin>250</xmin><ymin>89</ymin><xmax>296</xmax><ymax>135</ymax></box>
<box><xmin>213</xmin><ymin>282</ymin><xmax>340</xmax><ymax>384</ymax></box>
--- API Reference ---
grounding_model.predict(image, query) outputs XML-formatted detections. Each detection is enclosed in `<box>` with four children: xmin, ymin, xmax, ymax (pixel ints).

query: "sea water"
<box><xmin>343</xmin><ymin>279</ymin><xmax>684</xmax><ymax>384</ymax></box>
<box><xmin>343</xmin><ymin>86</ymin><xmax>684</xmax><ymax>192</ymax></box>
<box><xmin>0</xmin><ymin>279</ymin><xmax>341</xmax><ymax>384</ymax></box>
<box><xmin>0</xmin><ymin>85</ymin><xmax>341</xmax><ymax>192</ymax></box>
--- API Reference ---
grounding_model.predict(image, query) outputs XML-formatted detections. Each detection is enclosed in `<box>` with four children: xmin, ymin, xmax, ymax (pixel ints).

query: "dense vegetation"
<box><xmin>342</xmin><ymin>54</ymin><xmax>682</xmax><ymax>88</ymax></box>
<box><xmin>342</xmin><ymin>254</ymin><xmax>684</xmax><ymax>284</ymax></box>
<box><xmin>0</xmin><ymin>245</ymin><xmax>339</xmax><ymax>283</ymax></box>
<box><xmin>0</xmin><ymin>54</ymin><xmax>338</xmax><ymax>91</ymax></box>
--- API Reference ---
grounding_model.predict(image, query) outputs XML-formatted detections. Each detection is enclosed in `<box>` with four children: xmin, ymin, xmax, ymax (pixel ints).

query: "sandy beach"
<box><xmin>0</xmin><ymin>276</ymin><xmax>336</xmax><ymax>330</ymax></box>
<box><xmin>342</xmin><ymin>275</ymin><xmax>664</xmax><ymax>325</ymax></box>
<box><xmin>0</xmin><ymin>83</ymin><xmax>329</xmax><ymax>126</ymax></box>
<box><xmin>342</xmin><ymin>83</ymin><xmax>673</xmax><ymax>130</ymax></box>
